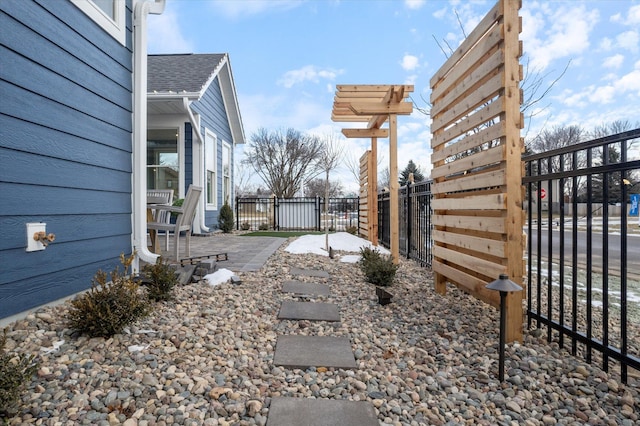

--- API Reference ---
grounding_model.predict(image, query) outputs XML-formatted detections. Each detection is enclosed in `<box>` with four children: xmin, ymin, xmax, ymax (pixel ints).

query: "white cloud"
<box><xmin>603</xmin><ymin>54</ymin><xmax>624</xmax><ymax>69</ymax></box>
<box><xmin>521</xmin><ymin>3</ymin><xmax>599</xmax><ymax>70</ymax></box>
<box><xmin>147</xmin><ymin>11</ymin><xmax>193</xmax><ymax>53</ymax></box>
<box><xmin>210</xmin><ymin>0</ymin><xmax>304</xmax><ymax>19</ymax></box>
<box><xmin>612</xmin><ymin>4</ymin><xmax>640</xmax><ymax>25</ymax></box>
<box><xmin>405</xmin><ymin>0</ymin><xmax>425</xmax><ymax>10</ymax></box>
<box><xmin>616</xmin><ymin>30</ymin><xmax>639</xmax><ymax>52</ymax></box>
<box><xmin>400</xmin><ymin>54</ymin><xmax>420</xmax><ymax>71</ymax></box>
<box><xmin>588</xmin><ymin>62</ymin><xmax>640</xmax><ymax>105</ymax></box>
<box><xmin>277</xmin><ymin>65</ymin><xmax>343</xmax><ymax>88</ymax></box>
<box><xmin>628</xmin><ymin>5</ymin><xmax>640</xmax><ymax>25</ymax></box>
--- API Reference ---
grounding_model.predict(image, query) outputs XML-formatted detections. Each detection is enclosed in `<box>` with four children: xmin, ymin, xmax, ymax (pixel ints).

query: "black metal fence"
<box><xmin>523</xmin><ymin>128</ymin><xmax>640</xmax><ymax>383</ymax></box>
<box><xmin>235</xmin><ymin>197</ymin><xmax>359</xmax><ymax>231</ymax></box>
<box><xmin>378</xmin><ymin>180</ymin><xmax>433</xmax><ymax>267</ymax></box>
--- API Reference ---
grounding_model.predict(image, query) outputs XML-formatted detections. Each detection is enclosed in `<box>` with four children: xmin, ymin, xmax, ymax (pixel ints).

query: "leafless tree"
<box><xmin>305</xmin><ymin>178</ymin><xmax>344</xmax><ymax>198</ymax></box>
<box><xmin>344</xmin><ymin>150</ymin><xmax>386</xmax><ymax>187</ymax></box>
<box><xmin>378</xmin><ymin>167</ymin><xmax>391</xmax><ymax>192</ymax></box>
<box><xmin>234</xmin><ymin>163</ymin><xmax>256</xmax><ymax>198</ymax></box>
<box><xmin>317</xmin><ymin>132</ymin><xmax>345</xmax><ymax>250</ymax></box>
<box><xmin>242</xmin><ymin>128</ymin><xmax>323</xmax><ymax>198</ymax></box>
<box><xmin>590</xmin><ymin>119</ymin><xmax>638</xmax><ymax>139</ymax></box>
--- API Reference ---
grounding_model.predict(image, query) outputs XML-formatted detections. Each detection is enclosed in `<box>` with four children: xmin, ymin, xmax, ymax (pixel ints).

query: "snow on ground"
<box><xmin>203</xmin><ymin>233</ymin><xmax>388</xmax><ymax>284</ymax></box>
<box><xmin>340</xmin><ymin>255</ymin><xmax>361</xmax><ymax>263</ymax></box>
<box><xmin>284</xmin><ymin>232</ymin><xmax>390</xmax><ymax>256</ymax></box>
<box><xmin>204</xmin><ymin>268</ymin><xmax>235</xmax><ymax>286</ymax></box>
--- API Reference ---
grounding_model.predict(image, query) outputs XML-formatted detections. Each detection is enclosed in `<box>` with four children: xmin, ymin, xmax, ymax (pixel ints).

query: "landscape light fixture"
<box><xmin>486</xmin><ymin>274</ymin><xmax>523</xmax><ymax>382</ymax></box>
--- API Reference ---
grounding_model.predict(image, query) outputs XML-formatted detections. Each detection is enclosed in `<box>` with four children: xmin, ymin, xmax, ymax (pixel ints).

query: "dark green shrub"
<box><xmin>359</xmin><ymin>247</ymin><xmax>398</xmax><ymax>287</ymax></box>
<box><xmin>143</xmin><ymin>257</ymin><xmax>178</xmax><ymax>301</ymax></box>
<box><xmin>170</xmin><ymin>198</ymin><xmax>184</xmax><ymax>220</ymax></box>
<box><xmin>346</xmin><ymin>225</ymin><xmax>358</xmax><ymax>235</ymax></box>
<box><xmin>241</xmin><ymin>221</ymin><xmax>251</xmax><ymax>231</ymax></box>
<box><xmin>66</xmin><ymin>253</ymin><xmax>151</xmax><ymax>338</ymax></box>
<box><xmin>0</xmin><ymin>329</ymin><xmax>38</xmax><ymax>418</ymax></box>
<box><xmin>218</xmin><ymin>202</ymin><xmax>234</xmax><ymax>233</ymax></box>
<box><xmin>258</xmin><ymin>222</ymin><xmax>269</xmax><ymax>231</ymax></box>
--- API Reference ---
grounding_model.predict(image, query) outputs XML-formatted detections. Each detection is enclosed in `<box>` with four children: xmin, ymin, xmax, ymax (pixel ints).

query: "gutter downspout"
<box><xmin>183</xmin><ymin>97</ymin><xmax>210</xmax><ymax>234</ymax></box>
<box><xmin>132</xmin><ymin>0</ymin><xmax>165</xmax><ymax>267</ymax></box>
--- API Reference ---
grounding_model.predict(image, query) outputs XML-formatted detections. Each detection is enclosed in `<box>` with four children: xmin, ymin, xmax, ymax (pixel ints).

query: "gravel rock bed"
<box><xmin>2</xmin><ymin>241</ymin><xmax>639</xmax><ymax>425</ymax></box>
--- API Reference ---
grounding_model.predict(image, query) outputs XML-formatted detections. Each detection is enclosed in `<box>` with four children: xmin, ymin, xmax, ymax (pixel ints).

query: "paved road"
<box><xmin>527</xmin><ymin>228</ymin><xmax>640</xmax><ymax>280</ymax></box>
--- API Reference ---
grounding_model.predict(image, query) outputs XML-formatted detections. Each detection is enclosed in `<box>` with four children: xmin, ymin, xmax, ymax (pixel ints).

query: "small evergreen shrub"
<box><xmin>171</xmin><ymin>198</ymin><xmax>184</xmax><ymax>220</ymax></box>
<box><xmin>359</xmin><ymin>247</ymin><xmax>398</xmax><ymax>287</ymax></box>
<box><xmin>0</xmin><ymin>329</ymin><xmax>38</xmax><ymax>418</ymax></box>
<box><xmin>218</xmin><ymin>202</ymin><xmax>234</xmax><ymax>233</ymax></box>
<box><xmin>143</xmin><ymin>257</ymin><xmax>178</xmax><ymax>301</ymax></box>
<box><xmin>66</xmin><ymin>253</ymin><xmax>151</xmax><ymax>338</ymax></box>
<box><xmin>346</xmin><ymin>225</ymin><xmax>358</xmax><ymax>235</ymax></box>
<box><xmin>241</xmin><ymin>221</ymin><xmax>251</xmax><ymax>231</ymax></box>
<box><xmin>258</xmin><ymin>222</ymin><xmax>269</xmax><ymax>231</ymax></box>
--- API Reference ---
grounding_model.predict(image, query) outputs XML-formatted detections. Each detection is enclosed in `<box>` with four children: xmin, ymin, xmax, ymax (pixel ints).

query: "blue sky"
<box><xmin>148</xmin><ymin>0</ymin><xmax>640</xmax><ymax>193</ymax></box>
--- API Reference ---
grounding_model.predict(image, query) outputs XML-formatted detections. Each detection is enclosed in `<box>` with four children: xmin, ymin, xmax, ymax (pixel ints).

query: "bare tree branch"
<box><xmin>243</xmin><ymin>128</ymin><xmax>323</xmax><ymax>197</ymax></box>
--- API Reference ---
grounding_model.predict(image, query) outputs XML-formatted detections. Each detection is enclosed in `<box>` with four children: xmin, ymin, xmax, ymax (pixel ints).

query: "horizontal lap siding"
<box><xmin>191</xmin><ymin>76</ymin><xmax>234</xmax><ymax>228</ymax></box>
<box><xmin>0</xmin><ymin>0</ymin><xmax>134</xmax><ymax>318</ymax></box>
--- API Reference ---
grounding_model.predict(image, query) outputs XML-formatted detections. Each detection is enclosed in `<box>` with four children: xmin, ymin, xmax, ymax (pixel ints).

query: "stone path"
<box><xmin>268</xmin><ymin>268</ymin><xmax>378</xmax><ymax>426</ymax></box>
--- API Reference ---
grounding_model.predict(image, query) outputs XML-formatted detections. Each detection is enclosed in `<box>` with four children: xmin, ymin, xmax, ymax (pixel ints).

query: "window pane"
<box><xmin>207</xmin><ymin>171</ymin><xmax>215</xmax><ymax>204</ymax></box>
<box><xmin>147</xmin><ymin>129</ymin><xmax>178</xmax><ymax>190</ymax></box>
<box><xmin>91</xmin><ymin>0</ymin><xmax>115</xmax><ymax>20</ymax></box>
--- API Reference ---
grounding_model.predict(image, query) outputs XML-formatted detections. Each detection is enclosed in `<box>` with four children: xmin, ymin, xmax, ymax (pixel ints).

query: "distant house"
<box><xmin>0</xmin><ymin>0</ymin><xmax>165</xmax><ymax>321</ymax></box>
<box><xmin>147</xmin><ymin>53</ymin><xmax>245</xmax><ymax>233</ymax></box>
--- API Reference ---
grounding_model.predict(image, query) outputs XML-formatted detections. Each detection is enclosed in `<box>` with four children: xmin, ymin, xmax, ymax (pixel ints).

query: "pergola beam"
<box><xmin>349</xmin><ymin>102</ymin><xmax>413</xmax><ymax>115</ymax></box>
<box><xmin>342</xmin><ymin>128</ymin><xmax>389</xmax><ymax>138</ymax></box>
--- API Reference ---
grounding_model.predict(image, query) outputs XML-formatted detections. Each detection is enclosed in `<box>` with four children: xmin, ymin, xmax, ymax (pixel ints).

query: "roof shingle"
<box><xmin>147</xmin><ymin>53</ymin><xmax>226</xmax><ymax>94</ymax></box>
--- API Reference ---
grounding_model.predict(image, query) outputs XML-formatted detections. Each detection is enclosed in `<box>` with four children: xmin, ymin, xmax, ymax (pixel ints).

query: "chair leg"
<box><xmin>186</xmin><ymin>230</ymin><xmax>191</xmax><ymax>258</ymax></box>
<box><xmin>165</xmin><ymin>231</ymin><xmax>170</xmax><ymax>251</ymax></box>
<box><xmin>174</xmin><ymin>230</ymin><xmax>180</xmax><ymax>261</ymax></box>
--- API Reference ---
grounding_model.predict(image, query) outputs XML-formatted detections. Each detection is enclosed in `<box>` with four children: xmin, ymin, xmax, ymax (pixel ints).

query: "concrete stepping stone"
<box><xmin>282</xmin><ymin>280</ymin><xmax>330</xmax><ymax>297</ymax></box>
<box><xmin>290</xmin><ymin>267</ymin><xmax>330</xmax><ymax>278</ymax></box>
<box><xmin>274</xmin><ymin>335</ymin><xmax>356</xmax><ymax>369</ymax></box>
<box><xmin>278</xmin><ymin>301</ymin><xmax>340</xmax><ymax>322</ymax></box>
<box><xmin>267</xmin><ymin>397</ymin><xmax>378</xmax><ymax>426</ymax></box>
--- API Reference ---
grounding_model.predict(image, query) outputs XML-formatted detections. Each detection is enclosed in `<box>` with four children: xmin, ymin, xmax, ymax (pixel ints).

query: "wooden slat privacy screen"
<box><xmin>358</xmin><ymin>150</ymin><xmax>376</xmax><ymax>242</ymax></box>
<box><xmin>430</xmin><ymin>0</ymin><xmax>524</xmax><ymax>341</ymax></box>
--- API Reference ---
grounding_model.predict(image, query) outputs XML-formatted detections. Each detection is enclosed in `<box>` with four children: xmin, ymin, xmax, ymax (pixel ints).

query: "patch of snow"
<box><xmin>285</xmin><ymin>232</ymin><xmax>390</xmax><ymax>256</ymax></box>
<box><xmin>205</xmin><ymin>268</ymin><xmax>235</xmax><ymax>286</ymax></box>
<box><xmin>128</xmin><ymin>344</ymin><xmax>149</xmax><ymax>353</ymax></box>
<box><xmin>40</xmin><ymin>340</ymin><xmax>64</xmax><ymax>354</ymax></box>
<box><xmin>340</xmin><ymin>255</ymin><xmax>361</xmax><ymax>263</ymax></box>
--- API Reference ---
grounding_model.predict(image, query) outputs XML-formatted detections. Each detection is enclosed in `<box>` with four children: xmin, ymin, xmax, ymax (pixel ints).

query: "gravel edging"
<box><xmin>2</xmin><ymin>240</ymin><xmax>638</xmax><ymax>425</ymax></box>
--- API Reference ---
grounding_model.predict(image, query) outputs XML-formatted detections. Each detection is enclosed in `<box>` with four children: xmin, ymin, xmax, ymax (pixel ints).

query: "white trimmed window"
<box><xmin>205</xmin><ymin>130</ymin><xmax>218</xmax><ymax>209</ymax></box>
<box><xmin>222</xmin><ymin>142</ymin><xmax>231</xmax><ymax>205</ymax></box>
<box><xmin>71</xmin><ymin>0</ymin><xmax>126</xmax><ymax>45</ymax></box>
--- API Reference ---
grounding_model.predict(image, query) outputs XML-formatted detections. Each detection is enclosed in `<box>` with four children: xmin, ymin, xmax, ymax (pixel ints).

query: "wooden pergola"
<box><xmin>331</xmin><ymin>84</ymin><xmax>414</xmax><ymax>263</ymax></box>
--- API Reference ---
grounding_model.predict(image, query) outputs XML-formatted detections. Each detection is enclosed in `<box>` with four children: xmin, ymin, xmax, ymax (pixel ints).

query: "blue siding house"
<box><xmin>147</xmin><ymin>53</ymin><xmax>245</xmax><ymax>232</ymax></box>
<box><xmin>0</xmin><ymin>0</ymin><xmax>165</xmax><ymax>321</ymax></box>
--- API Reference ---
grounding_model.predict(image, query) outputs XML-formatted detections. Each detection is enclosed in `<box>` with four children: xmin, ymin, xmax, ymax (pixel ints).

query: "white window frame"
<box><xmin>71</xmin><ymin>0</ymin><xmax>126</xmax><ymax>45</ymax></box>
<box><xmin>222</xmin><ymin>141</ymin><xmax>231</xmax><ymax>205</ymax></box>
<box><xmin>205</xmin><ymin>129</ymin><xmax>218</xmax><ymax>210</ymax></box>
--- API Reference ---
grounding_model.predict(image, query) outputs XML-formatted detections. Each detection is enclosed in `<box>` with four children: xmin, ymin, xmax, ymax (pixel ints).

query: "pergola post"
<box><xmin>389</xmin><ymin>114</ymin><xmax>399</xmax><ymax>263</ymax></box>
<box><xmin>370</xmin><ymin>137</ymin><xmax>378</xmax><ymax>246</ymax></box>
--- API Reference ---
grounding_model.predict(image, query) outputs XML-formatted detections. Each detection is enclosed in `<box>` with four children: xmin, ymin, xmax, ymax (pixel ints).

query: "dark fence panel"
<box><xmin>235</xmin><ymin>197</ymin><xmax>359</xmax><ymax>231</ymax></box>
<box><xmin>378</xmin><ymin>180</ymin><xmax>433</xmax><ymax>267</ymax></box>
<box><xmin>523</xmin><ymin>128</ymin><xmax>640</xmax><ymax>383</ymax></box>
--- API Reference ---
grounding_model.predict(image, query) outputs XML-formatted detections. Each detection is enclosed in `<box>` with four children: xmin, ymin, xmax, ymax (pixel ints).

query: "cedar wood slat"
<box><xmin>431</xmin><ymin>122</ymin><xmax>505</xmax><ymax>162</ymax></box>
<box><xmin>431</xmin><ymin>169</ymin><xmax>506</xmax><ymax>194</ymax></box>
<box><xmin>432</xmin><ymin>229</ymin><xmax>506</xmax><ymax>258</ymax></box>
<box><xmin>431</xmin><ymin>144</ymin><xmax>504</xmax><ymax>179</ymax></box>
<box><xmin>432</xmin><ymin>214</ymin><xmax>506</xmax><ymax>233</ymax></box>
